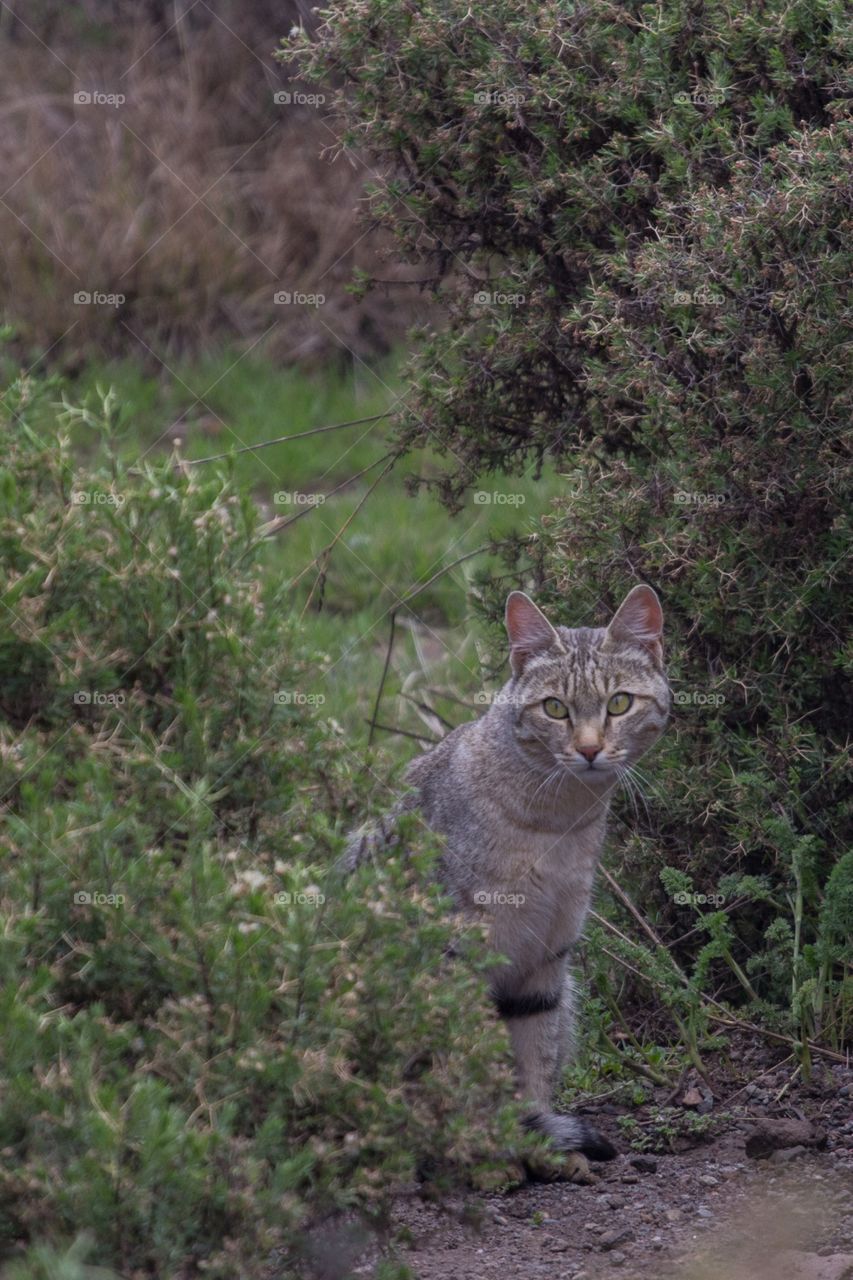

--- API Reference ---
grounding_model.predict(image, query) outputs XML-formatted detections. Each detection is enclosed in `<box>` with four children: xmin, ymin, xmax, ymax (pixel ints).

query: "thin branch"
<box><xmin>182</xmin><ymin>412</ymin><xmax>394</xmax><ymax>465</ymax></box>
<box><xmin>260</xmin><ymin>451</ymin><xmax>397</xmax><ymax>538</ymax></box>
<box><xmin>294</xmin><ymin>456</ymin><xmax>398</xmax><ymax>611</ymax></box>
<box><xmin>368</xmin><ymin>610</ymin><xmax>398</xmax><ymax>748</ymax></box>
<box><xmin>365</xmin><ymin>719</ymin><xmax>438</xmax><ymax>745</ymax></box>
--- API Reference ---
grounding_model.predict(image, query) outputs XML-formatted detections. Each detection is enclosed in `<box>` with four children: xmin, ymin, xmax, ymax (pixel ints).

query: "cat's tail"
<box><xmin>340</xmin><ymin>792</ymin><xmax>419</xmax><ymax>871</ymax></box>
<box><xmin>340</xmin><ymin>811</ymin><xmax>401</xmax><ymax>870</ymax></box>
<box><xmin>524</xmin><ymin>1109</ymin><xmax>617</xmax><ymax>1161</ymax></box>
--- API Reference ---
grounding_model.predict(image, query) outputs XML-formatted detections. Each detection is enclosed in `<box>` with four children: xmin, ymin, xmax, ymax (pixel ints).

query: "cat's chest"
<box><xmin>487</xmin><ymin>827</ymin><xmax>602</xmax><ymax>960</ymax></box>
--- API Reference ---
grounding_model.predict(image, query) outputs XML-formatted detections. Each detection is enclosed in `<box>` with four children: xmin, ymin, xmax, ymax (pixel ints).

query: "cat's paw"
<box><xmin>561</xmin><ymin>1150</ymin><xmax>596</xmax><ymax>1184</ymax></box>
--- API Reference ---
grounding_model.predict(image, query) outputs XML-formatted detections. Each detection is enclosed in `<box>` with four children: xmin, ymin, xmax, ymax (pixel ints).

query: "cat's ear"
<box><xmin>606</xmin><ymin>585</ymin><xmax>664</xmax><ymax>664</ymax></box>
<box><xmin>505</xmin><ymin>591</ymin><xmax>560</xmax><ymax>677</ymax></box>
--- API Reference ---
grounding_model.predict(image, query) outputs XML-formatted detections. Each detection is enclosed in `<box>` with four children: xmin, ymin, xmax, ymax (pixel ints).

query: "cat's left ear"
<box><xmin>606</xmin><ymin>585</ymin><xmax>664</xmax><ymax>665</ymax></box>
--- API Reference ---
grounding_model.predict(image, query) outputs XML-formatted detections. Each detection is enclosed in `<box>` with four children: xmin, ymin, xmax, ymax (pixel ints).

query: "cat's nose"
<box><xmin>577</xmin><ymin>746</ymin><xmax>600</xmax><ymax>762</ymax></box>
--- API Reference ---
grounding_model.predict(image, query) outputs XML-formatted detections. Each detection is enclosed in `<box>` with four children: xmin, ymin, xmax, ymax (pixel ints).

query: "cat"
<box><xmin>345</xmin><ymin>584</ymin><xmax>670</xmax><ymax>1160</ymax></box>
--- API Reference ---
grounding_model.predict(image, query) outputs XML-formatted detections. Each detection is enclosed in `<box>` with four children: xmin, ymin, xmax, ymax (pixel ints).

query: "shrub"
<box><xmin>0</xmin><ymin>371</ymin><xmax>521</xmax><ymax>1279</ymax></box>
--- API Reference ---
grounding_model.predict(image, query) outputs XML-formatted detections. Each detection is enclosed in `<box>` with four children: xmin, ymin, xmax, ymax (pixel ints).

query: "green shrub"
<box><xmin>288</xmin><ymin>0</ymin><xmax>849</xmax><ymax>499</ymax></box>
<box><xmin>0</xmin><ymin>373</ymin><xmax>522</xmax><ymax>1279</ymax></box>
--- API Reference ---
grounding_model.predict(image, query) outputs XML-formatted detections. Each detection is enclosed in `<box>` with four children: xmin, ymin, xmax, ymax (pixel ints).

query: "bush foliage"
<box><xmin>0</xmin><ymin>374</ymin><xmax>521</xmax><ymax>1279</ymax></box>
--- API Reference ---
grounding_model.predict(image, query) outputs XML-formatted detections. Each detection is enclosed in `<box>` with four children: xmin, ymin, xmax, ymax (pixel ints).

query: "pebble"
<box><xmin>599</xmin><ymin>1227</ymin><xmax>633</xmax><ymax>1251</ymax></box>
<box><xmin>699</xmin><ymin>1174</ymin><xmax>719</xmax><ymax>1186</ymax></box>
<box><xmin>621</xmin><ymin>1173</ymin><xmax>639</xmax><ymax>1184</ymax></box>
<box><xmin>697</xmin><ymin>1208</ymin><xmax>714</xmax><ymax>1219</ymax></box>
<box><xmin>610</xmin><ymin>1252</ymin><xmax>627</xmax><ymax>1266</ymax></box>
<box><xmin>630</xmin><ymin>1154</ymin><xmax>658</xmax><ymax>1173</ymax></box>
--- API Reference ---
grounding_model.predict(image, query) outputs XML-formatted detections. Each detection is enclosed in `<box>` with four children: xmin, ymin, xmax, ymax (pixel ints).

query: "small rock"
<box><xmin>651</xmin><ymin>1237</ymin><xmax>664</xmax><ymax>1250</ymax></box>
<box><xmin>491</xmin><ymin>1213</ymin><xmax>508</xmax><ymax>1225</ymax></box>
<box><xmin>548</xmin><ymin>1239</ymin><xmax>571</xmax><ymax>1252</ymax></box>
<box><xmin>665</xmin><ymin>1209</ymin><xmax>683</xmax><ymax>1223</ymax></box>
<box><xmin>599</xmin><ymin>1227</ymin><xmax>633</xmax><ymax>1251</ymax></box>
<box><xmin>610</xmin><ymin>1252</ymin><xmax>627</xmax><ymax>1266</ymax></box>
<box><xmin>769</xmin><ymin>1145</ymin><xmax>809</xmax><ymax>1164</ymax></box>
<box><xmin>697</xmin><ymin>1208</ymin><xmax>714</xmax><ymax>1219</ymax></box>
<box><xmin>620</xmin><ymin>1172</ymin><xmax>639</xmax><ymax>1184</ymax></box>
<box><xmin>745</xmin><ymin>1118</ymin><xmax>827</xmax><ymax>1159</ymax></box>
<box><xmin>605</xmin><ymin>1195</ymin><xmax>626</xmax><ymax>1209</ymax></box>
<box><xmin>698</xmin><ymin>1174</ymin><xmax>719</xmax><ymax>1186</ymax></box>
<box><xmin>630</xmin><ymin>1154</ymin><xmax>658</xmax><ymax>1173</ymax></box>
<box><xmin>682</xmin><ymin>1087</ymin><xmax>703</xmax><ymax>1107</ymax></box>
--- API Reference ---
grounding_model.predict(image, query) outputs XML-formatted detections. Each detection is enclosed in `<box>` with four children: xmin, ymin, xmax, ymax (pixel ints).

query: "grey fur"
<box><xmin>345</xmin><ymin>585</ymin><xmax>670</xmax><ymax>1160</ymax></box>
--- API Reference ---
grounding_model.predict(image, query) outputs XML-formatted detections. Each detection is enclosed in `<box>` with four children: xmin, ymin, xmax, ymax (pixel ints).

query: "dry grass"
<box><xmin>0</xmin><ymin>1</ymin><xmax>428</xmax><ymax>369</ymax></box>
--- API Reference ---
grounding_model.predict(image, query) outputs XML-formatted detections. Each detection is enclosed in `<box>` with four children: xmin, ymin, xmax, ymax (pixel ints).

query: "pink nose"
<box><xmin>578</xmin><ymin>746</ymin><xmax>600</xmax><ymax>762</ymax></box>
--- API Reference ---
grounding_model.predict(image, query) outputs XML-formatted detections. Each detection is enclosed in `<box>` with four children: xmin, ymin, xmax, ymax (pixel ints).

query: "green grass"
<box><xmin>58</xmin><ymin>348</ymin><xmax>567</xmax><ymax>751</ymax></box>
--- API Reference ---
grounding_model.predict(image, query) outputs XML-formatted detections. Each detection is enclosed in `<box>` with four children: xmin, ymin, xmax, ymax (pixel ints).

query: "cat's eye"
<box><xmin>542</xmin><ymin>697</ymin><xmax>569</xmax><ymax>720</ymax></box>
<box><xmin>607</xmin><ymin>692</ymin><xmax>633</xmax><ymax>716</ymax></box>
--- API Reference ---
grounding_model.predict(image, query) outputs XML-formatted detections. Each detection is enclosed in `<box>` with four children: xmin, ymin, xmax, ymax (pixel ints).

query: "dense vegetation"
<box><xmin>0</xmin><ymin>376</ymin><xmax>526</xmax><ymax>1279</ymax></box>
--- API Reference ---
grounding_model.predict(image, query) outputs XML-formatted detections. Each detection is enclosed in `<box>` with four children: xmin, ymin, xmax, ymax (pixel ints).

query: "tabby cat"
<box><xmin>345</xmin><ymin>585</ymin><xmax>670</xmax><ymax>1159</ymax></box>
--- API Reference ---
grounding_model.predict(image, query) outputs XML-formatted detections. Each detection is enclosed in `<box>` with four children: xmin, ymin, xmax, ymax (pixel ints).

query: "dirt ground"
<box><xmin>299</xmin><ymin>1039</ymin><xmax>853</xmax><ymax>1280</ymax></box>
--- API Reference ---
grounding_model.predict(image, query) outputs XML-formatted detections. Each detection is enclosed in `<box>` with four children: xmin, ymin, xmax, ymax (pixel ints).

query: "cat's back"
<box><xmin>404</xmin><ymin>716</ymin><xmax>480</xmax><ymax>802</ymax></box>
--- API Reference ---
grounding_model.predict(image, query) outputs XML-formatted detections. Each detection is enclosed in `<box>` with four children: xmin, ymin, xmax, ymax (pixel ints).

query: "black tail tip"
<box><xmin>578</xmin><ymin>1128</ymin><xmax>618</xmax><ymax>1161</ymax></box>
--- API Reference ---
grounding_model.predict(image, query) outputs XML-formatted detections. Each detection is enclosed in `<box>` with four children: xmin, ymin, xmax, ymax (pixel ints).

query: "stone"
<box><xmin>599</xmin><ymin>1227</ymin><xmax>633</xmax><ymax>1251</ymax></box>
<box><xmin>745</xmin><ymin>1118</ymin><xmax>828</xmax><ymax>1159</ymax></box>
<box><xmin>769</xmin><ymin>1145</ymin><xmax>809</xmax><ymax>1164</ymax></box>
<box><xmin>630</xmin><ymin>1154</ymin><xmax>658</xmax><ymax>1173</ymax></box>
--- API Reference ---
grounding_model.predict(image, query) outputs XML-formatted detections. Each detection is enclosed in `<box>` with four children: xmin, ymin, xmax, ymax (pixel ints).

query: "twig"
<box><xmin>292</xmin><ymin>457</ymin><xmax>398</xmax><ymax>608</ymax></box>
<box><xmin>260</xmin><ymin>451</ymin><xmax>396</xmax><ymax>538</ymax></box>
<box><xmin>365</xmin><ymin>720</ymin><xmax>439</xmax><ymax>745</ymax></box>
<box><xmin>368</xmin><ymin>611</ymin><xmax>398</xmax><ymax>748</ymax></box>
<box><xmin>600</xmin><ymin>865</ymin><xmax>687</xmax><ymax>981</ymax></box>
<box><xmin>182</xmin><ymin>412</ymin><xmax>393</xmax><ymax>465</ymax></box>
<box><xmin>365</xmin><ymin>544</ymin><xmax>499</xmax><ymax>747</ymax></box>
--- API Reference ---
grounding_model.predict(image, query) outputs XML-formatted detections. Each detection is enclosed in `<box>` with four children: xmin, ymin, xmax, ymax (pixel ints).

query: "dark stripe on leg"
<box><xmin>492</xmin><ymin>989</ymin><xmax>561</xmax><ymax>1018</ymax></box>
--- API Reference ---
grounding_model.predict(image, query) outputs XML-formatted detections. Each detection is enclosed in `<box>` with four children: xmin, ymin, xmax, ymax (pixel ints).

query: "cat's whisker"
<box><xmin>618</xmin><ymin>764</ymin><xmax>653</xmax><ymax>826</ymax></box>
<box><xmin>522</xmin><ymin>763</ymin><xmax>565</xmax><ymax>820</ymax></box>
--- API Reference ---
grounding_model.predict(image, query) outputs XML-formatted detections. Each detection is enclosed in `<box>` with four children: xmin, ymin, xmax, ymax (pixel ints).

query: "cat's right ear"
<box><xmin>505</xmin><ymin>592</ymin><xmax>560</xmax><ymax>677</ymax></box>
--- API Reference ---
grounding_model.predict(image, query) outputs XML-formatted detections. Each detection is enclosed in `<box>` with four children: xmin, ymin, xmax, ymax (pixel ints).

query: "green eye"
<box><xmin>543</xmin><ymin>697</ymin><xmax>569</xmax><ymax>720</ymax></box>
<box><xmin>607</xmin><ymin>692</ymin><xmax>633</xmax><ymax>716</ymax></box>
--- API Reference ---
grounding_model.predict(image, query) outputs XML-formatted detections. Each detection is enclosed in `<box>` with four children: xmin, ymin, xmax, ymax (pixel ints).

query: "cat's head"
<box><xmin>500</xmin><ymin>586</ymin><xmax>670</xmax><ymax>782</ymax></box>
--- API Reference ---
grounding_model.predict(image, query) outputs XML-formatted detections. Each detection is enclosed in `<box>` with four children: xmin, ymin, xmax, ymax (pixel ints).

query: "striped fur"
<box><xmin>345</xmin><ymin>585</ymin><xmax>670</xmax><ymax>1161</ymax></box>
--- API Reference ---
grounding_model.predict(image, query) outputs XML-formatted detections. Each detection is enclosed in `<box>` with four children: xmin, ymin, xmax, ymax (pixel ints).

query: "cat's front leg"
<box><xmin>494</xmin><ymin>962</ymin><xmax>616</xmax><ymax>1161</ymax></box>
